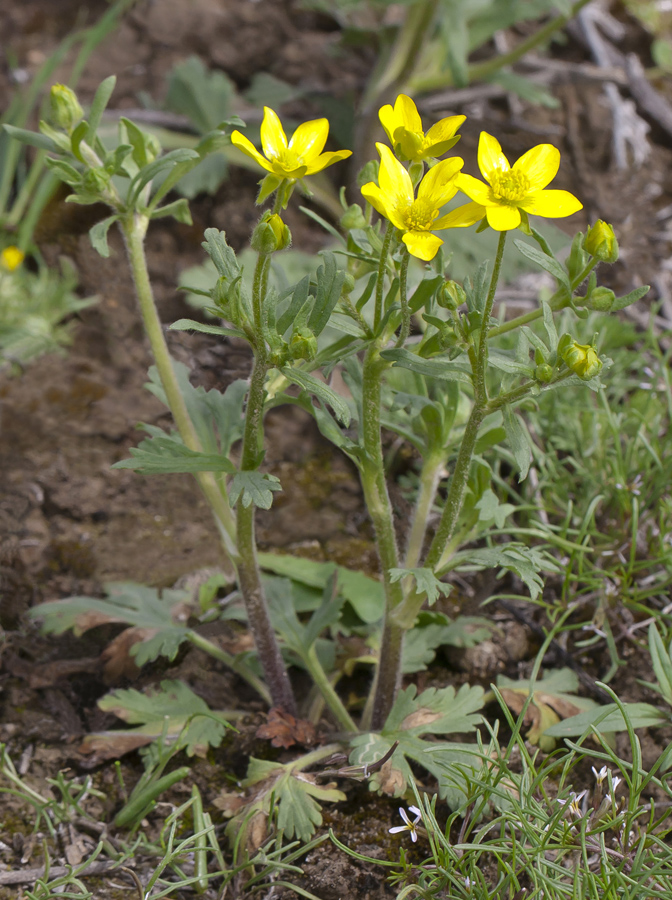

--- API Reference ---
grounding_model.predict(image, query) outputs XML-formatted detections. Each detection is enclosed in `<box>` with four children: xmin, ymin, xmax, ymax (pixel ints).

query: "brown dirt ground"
<box><xmin>1</xmin><ymin>1</ymin><xmax>672</xmax><ymax>898</ymax></box>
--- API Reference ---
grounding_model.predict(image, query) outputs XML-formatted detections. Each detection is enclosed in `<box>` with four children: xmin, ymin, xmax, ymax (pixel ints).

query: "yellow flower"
<box><xmin>230</xmin><ymin>107</ymin><xmax>351</xmax><ymax>180</ymax></box>
<box><xmin>0</xmin><ymin>246</ymin><xmax>24</xmax><ymax>271</ymax></box>
<box><xmin>361</xmin><ymin>143</ymin><xmax>483</xmax><ymax>261</ymax></box>
<box><xmin>379</xmin><ymin>94</ymin><xmax>465</xmax><ymax>162</ymax></box>
<box><xmin>454</xmin><ymin>132</ymin><xmax>583</xmax><ymax>232</ymax></box>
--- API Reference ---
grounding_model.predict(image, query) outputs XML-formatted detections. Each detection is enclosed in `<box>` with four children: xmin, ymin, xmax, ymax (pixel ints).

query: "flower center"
<box><xmin>400</xmin><ymin>198</ymin><xmax>438</xmax><ymax>231</ymax></box>
<box><xmin>270</xmin><ymin>148</ymin><xmax>302</xmax><ymax>173</ymax></box>
<box><xmin>489</xmin><ymin>169</ymin><xmax>530</xmax><ymax>203</ymax></box>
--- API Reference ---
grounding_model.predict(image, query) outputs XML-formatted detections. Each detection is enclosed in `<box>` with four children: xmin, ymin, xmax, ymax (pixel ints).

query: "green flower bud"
<box><xmin>50</xmin><ymin>84</ymin><xmax>83</xmax><ymax>132</ymax></box>
<box><xmin>340</xmin><ymin>203</ymin><xmax>367</xmax><ymax>231</ymax></box>
<box><xmin>437</xmin><ymin>280</ymin><xmax>466</xmax><ymax>310</ymax></box>
<box><xmin>587</xmin><ymin>286</ymin><xmax>616</xmax><ymax>312</ymax></box>
<box><xmin>534</xmin><ymin>364</ymin><xmax>554</xmax><ymax>383</ymax></box>
<box><xmin>342</xmin><ymin>272</ymin><xmax>356</xmax><ymax>295</ymax></box>
<box><xmin>251</xmin><ymin>213</ymin><xmax>291</xmax><ymax>253</ymax></box>
<box><xmin>559</xmin><ymin>335</ymin><xmax>602</xmax><ymax>380</ymax></box>
<box><xmin>289</xmin><ymin>327</ymin><xmax>317</xmax><ymax>361</ymax></box>
<box><xmin>357</xmin><ymin>159</ymin><xmax>379</xmax><ymax>189</ymax></box>
<box><xmin>583</xmin><ymin>220</ymin><xmax>619</xmax><ymax>263</ymax></box>
<box><xmin>82</xmin><ymin>167</ymin><xmax>110</xmax><ymax>196</ymax></box>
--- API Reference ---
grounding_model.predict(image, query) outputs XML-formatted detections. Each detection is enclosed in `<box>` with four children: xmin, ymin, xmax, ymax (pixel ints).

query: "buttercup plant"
<box><xmin>14</xmin><ymin>78</ymin><xmax>650</xmax><ymax>839</ymax></box>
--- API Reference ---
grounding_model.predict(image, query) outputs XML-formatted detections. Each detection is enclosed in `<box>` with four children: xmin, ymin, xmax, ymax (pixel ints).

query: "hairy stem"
<box><xmin>235</xmin><ymin>247</ymin><xmax>297</xmax><ymax>715</ymax></box>
<box><xmin>359</xmin><ymin>341</ymin><xmax>405</xmax><ymax>732</ymax></box>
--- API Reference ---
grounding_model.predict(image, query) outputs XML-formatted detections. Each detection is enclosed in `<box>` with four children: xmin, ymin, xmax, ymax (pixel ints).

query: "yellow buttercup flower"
<box><xmin>230</xmin><ymin>107</ymin><xmax>351</xmax><ymax>180</ymax></box>
<box><xmin>0</xmin><ymin>246</ymin><xmax>24</xmax><ymax>271</ymax></box>
<box><xmin>379</xmin><ymin>94</ymin><xmax>465</xmax><ymax>162</ymax></box>
<box><xmin>454</xmin><ymin>132</ymin><xmax>583</xmax><ymax>232</ymax></box>
<box><xmin>361</xmin><ymin>143</ymin><xmax>484</xmax><ymax>261</ymax></box>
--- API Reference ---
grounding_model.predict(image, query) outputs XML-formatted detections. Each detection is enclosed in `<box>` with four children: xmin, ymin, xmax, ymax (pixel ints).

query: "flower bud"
<box><xmin>289</xmin><ymin>327</ymin><xmax>318</xmax><ymax>361</ymax></box>
<box><xmin>437</xmin><ymin>280</ymin><xmax>466</xmax><ymax>310</ymax></box>
<box><xmin>340</xmin><ymin>203</ymin><xmax>366</xmax><ymax>231</ymax></box>
<box><xmin>342</xmin><ymin>272</ymin><xmax>356</xmax><ymax>295</ymax></box>
<box><xmin>559</xmin><ymin>335</ymin><xmax>602</xmax><ymax>380</ymax></box>
<box><xmin>50</xmin><ymin>84</ymin><xmax>84</xmax><ymax>132</ymax></box>
<box><xmin>251</xmin><ymin>213</ymin><xmax>291</xmax><ymax>253</ymax></box>
<box><xmin>0</xmin><ymin>246</ymin><xmax>24</xmax><ymax>272</ymax></box>
<box><xmin>82</xmin><ymin>167</ymin><xmax>110</xmax><ymax>196</ymax></box>
<box><xmin>583</xmin><ymin>220</ymin><xmax>619</xmax><ymax>263</ymax></box>
<box><xmin>534</xmin><ymin>364</ymin><xmax>554</xmax><ymax>383</ymax></box>
<box><xmin>587</xmin><ymin>286</ymin><xmax>616</xmax><ymax>312</ymax></box>
<box><xmin>357</xmin><ymin>159</ymin><xmax>379</xmax><ymax>188</ymax></box>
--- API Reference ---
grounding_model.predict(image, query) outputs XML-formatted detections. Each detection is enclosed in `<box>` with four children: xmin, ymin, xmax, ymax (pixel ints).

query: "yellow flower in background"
<box><xmin>361</xmin><ymin>143</ymin><xmax>483</xmax><ymax>261</ymax></box>
<box><xmin>0</xmin><ymin>246</ymin><xmax>24</xmax><ymax>271</ymax></box>
<box><xmin>455</xmin><ymin>132</ymin><xmax>583</xmax><ymax>232</ymax></box>
<box><xmin>379</xmin><ymin>94</ymin><xmax>465</xmax><ymax>162</ymax></box>
<box><xmin>230</xmin><ymin>107</ymin><xmax>352</xmax><ymax>180</ymax></box>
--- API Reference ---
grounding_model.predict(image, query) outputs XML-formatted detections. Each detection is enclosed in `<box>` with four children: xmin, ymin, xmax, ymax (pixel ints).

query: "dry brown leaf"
<box><xmin>99</xmin><ymin>627</ymin><xmax>155</xmax><ymax>682</ymax></box>
<box><xmin>256</xmin><ymin>708</ymin><xmax>317</xmax><ymax>748</ymax></box>
<box><xmin>77</xmin><ymin>731</ymin><xmax>153</xmax><ymax>767</ymax></box>
<box><xmin>376</xmin><ymin>759</ymin><xmax>405</xmax><ymax>795</ymax></box>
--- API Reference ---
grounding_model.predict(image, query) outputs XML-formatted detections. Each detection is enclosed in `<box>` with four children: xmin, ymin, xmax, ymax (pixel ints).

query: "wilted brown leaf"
<box><xmin>99</xmin><ymin>627</ymin><xmax>155</xmax><ymax>682</ymax></box>
<box><xmin>256</xmin><ymin>708</ymin><xmax>317</xmax><ymax>748</ymax></box>
<box><xmin>77</xmin><ymin>731</ymin><xmax>153</xmax><ymax>767</ymax></box>
<box><xmin>376</xmin><ymin>759</ymin><xmax>406</xmax><ymax>796</ymax></box>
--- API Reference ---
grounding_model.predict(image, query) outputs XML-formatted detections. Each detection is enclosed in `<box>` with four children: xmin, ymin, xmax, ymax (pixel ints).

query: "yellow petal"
<box><xmin>425</xmin><ymin>114</ymin><xmax>465</xmax><ymax>144</ymax></box>
<box><xmin>304</xmin><ymin>148</ymin><xmax>352</xmax><ymax>175</ymax></box>
<box><xmin>230</xmin><ymin>130</ymin><xmax>273</xmax><ymax>173</ymax></box>
<box><xmin>402</xmin><ymin>231</ymin><xmax>444</xmax><ymax>261</ymax></box>
<box><xmin>376</xmin><ymin>143</ymin><xmax>413</xmax><ymax>207</ymax></box>
<box><xmin>513</xmin><ymin>143</ymin><xmax>560</xmax><ymax>191</ymax></box>
<box><xmin>418</xmin><ymin>157</ymin><xmax>462</xmax><ymax>208</ymax></box>
<box><xmin>519</xmin><ymin>189</ymin><xmax>583</xmax><ymax>218</ymax></box>
<box><xmin>454</xmin><ymin>173</ymin><xmax>492</xmax><ymax>205</ymax></box>
<box><xmin>486</xmin><ymin>204</ymin><xmax>521</xmax><ymax>230</ymax></box>
<box><xmin>394</xmin><ymin>94</ymin><xmax>423</xmax><ymax>134</ymax></box>
<box><xmin>434</xmin><ymin>201</ymin><xmax>486</xmax><ymax>229</ymax></box>
<box><xmin>378</xmin><ymin>104</ymin><xmax>397</xmax><ymax>145</ymax></box>
<box><xmin>423</xmin><ymin>136</ymin><xmax>460</xmax><ymax>159</ymax></box>
<box><xmin>361</xmin><ymin>181</ymin><xmax>389</xmax><ymax>219</ymax></box>
<box><xmin>260</xmin><ymin>107</ymin><xmax>288</xmax><ymax>160</ymax></box>
<box><xmin>478</xmin><ymin>131</ymin><xmax>509</xmax><ymax>181</ymax></box>
<box><xmin>289</xmin><ymin>118</ymin><xmax>329</xmax><ymax>162</ymax></box>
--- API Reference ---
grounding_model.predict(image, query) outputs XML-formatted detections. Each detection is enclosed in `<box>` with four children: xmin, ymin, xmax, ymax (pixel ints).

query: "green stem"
<box><xmin>395</xmin><ymin>248</ymin><xmax>411</xmax><ymax>348</ymax></box>
<box><xmin>393</xmin><ymin>233</ymin><xmax>508</xmax><ymax>627</ymax></box>
<box><xmin>304</xmin><ymin>645</ymin><xmax>358</xmax><ymax>733</ymax></box>
<box><xmin>120</xmin><ymin>214</ymin><xmax>238</xmax><ymax>561</ymax></box>
<box><xmin>404</xmin><ymin>450</ymin><xmax>445</xmax><ymax>570</ymax></box>
<box><xmin>234</xmin><ymin>247</ymin><xmax>297</xmax><ymax>715</ymax></box>
<box><xmin>411</xmin><ymin>0</ymin><xmax>592</xmax><ymax>94</ymax></box>
<box><xmin>359</xmin><ymin>341</ymin><xmax>405</xmax><ymax>732</ymax></box>
<box><xmin>488</xmin><ymin>258</ymin><xmax>598</xmax><ymax>339</ymax></box>
<box><xmin>374</xmin><ymin>223</ymin><xmax>393</xmax><ymax>330</ymax></box>
<box><xmin>186</xmin><ymin>631</ymin><xmax>271</xmax><ymax>706</ymax></box>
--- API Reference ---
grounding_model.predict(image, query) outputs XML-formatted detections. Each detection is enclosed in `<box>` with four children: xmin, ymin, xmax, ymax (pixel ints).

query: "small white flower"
<box><xmin>611</xmin><ymin>775</ymin><xmax>622</xmax><ymax>794</ymax></box>
<box><xmin>592</xmin><ymin>765</ymin><xmax>608</xmax><ymax>784</ymax></box>
<box><xmin>389</xmin><ymin>805</ymin><xmax>422</xmax><ymax>842</ymax></box>
<box><xmin>465</xmin><ymin>876</ymin><xmax>472</xmax><ymax>889</ymax></box>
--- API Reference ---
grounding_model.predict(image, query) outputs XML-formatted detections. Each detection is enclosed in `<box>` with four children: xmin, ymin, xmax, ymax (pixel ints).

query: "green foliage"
<box><xmin>349</xmin><ymin>684</ymin><xmax>485</xmax><ymax>798</ymax></box>
<box><xmin>229</xmin><ymin>471</ymin><xmax>283</xmax><ymax>509</ymax></box>
<box><xmin>29</xmin><ymin>582</ymin><xmax>191</xmax><ymax>665</ymax></box>
<box><xmin>96</xmin><ymin>680</ymin><xmax>234</xmax><ymax>756</ymax></box>
<box><xmin>222</xmin><ymin>754</ymin><xmax>346</xmax><ymax>845</ymax></box>
<box><xmin>0</xmin><ymin>259</ymin><xmax>96</xmax><ymax>369</ymax></box>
